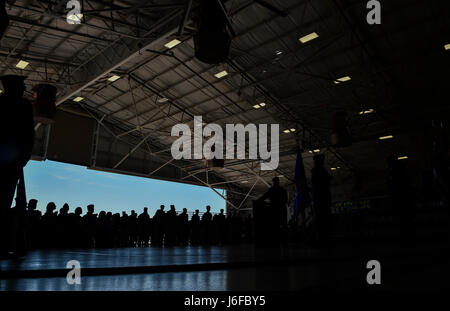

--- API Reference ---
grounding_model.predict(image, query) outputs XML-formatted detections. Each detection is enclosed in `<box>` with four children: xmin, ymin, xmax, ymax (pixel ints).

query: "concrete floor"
<box><xmin>1</xmin><ymin>243</ymin><xmax>449</xmax><ymax>291</ymax></box>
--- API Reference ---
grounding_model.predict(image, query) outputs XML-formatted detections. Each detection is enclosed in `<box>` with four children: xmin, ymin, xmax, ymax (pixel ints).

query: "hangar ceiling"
<box><xmin>1</xmin><ymin>0</ymin><xmax>449</xmax><ymax>209</ymax></box>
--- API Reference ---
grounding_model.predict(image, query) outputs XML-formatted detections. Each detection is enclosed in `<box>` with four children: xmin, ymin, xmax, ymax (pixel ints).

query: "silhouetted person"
<box><xmin>230</xmin><ymin>212</ymin><xmax>243</xmax><ymax>244</ymax></box>
<box><xmin>243</xmin><ymin>214</ymin><xmax>253</xmax><ymax>243</ymax></box>
<box><xmin>56</xmin><ymin>203</ymin><xmax>70</xmax><ymax>248</ymax></box>
<box><xmin>83</xmin><ymin>204</ymin><xmax>97</xmax><ymax>247</ymax></box>
<box><xmin>190</xmin><ymin>209</ymin><xmax>201</xmax><ymax>245</ymax></box>
<box><xmin>258</xmin><ymin>177</ymin><xmax>288</xmax><ymax>244</ymax></box>
<box><xmin>95</xmin><ymin>211</ymin><xmax>108</xmax><ymax>248</ymax></box>
<box><xmin>41</xmin><ymin>202</ymin><xmax>57</xmax><ymax>248</ymax></box>
<box><xmin>0</xmin><ymin>75</ymin><xmax>34</xmax><ymax>258</ymax></box>
<box><xmin>311</xmin><ymin>155</ymin><xmax>332</xmax><ymax>245</ymax></box>
<box><xmin>129</xmin><ymin>210</ymin><xmax>138</xmax><ymax>246</ymax></box>
<box><xmin>165</xmin><ymin>205</ymin><xmax>177</xmax><ymax>246</ymax></box>
<box><xmin>112</xmin><ymin>213</ymin><xmax>121</xmax><ymax>247</ymax></box>
<box><xmin>152</xmin><ymin>205</ymin><xmax>165</xmax><ymax>246</ymax></box>
<box><xmin>26</xmin><ymin>199</ymin><xmax>41</xmax><ymax>249</ymax></box>
<box><xmin>120</xmin><ymin>211</ymin><xmax>129</xmax><ymax>247</ymax></box>
<box><xmin>201</xmin><ymin>205</ymin><xmax>213</xmax><ymax>245</ymax></box>
<box><xmin>387</xmin><ymin>156</ymin><xmax>415</xmax><ymax>240</ymax></box>
<box><xmin>177</xmin><ymin>208</ymin><xmax>189</xmax><ymax>246</ymax></box>
<box><xmin>69</xmin><ymin>207</ymin><xmax>83</xmax><ymax>248</ymax></box>
<box><xmin>138</xmin><ymin>207</ymin><xmax>151</xmax><ymax>247</ymax></box>
<box><xmin>214</xmin><ymin>209</ymin><xmax>226</xmax><ymax>244</ymax></box>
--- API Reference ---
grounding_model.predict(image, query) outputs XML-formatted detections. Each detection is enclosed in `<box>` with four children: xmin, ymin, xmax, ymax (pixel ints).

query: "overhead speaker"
<box><xmin>331</xmin><ymin>111</ymin><xmax>352</xmax><ymax>147</ymax></box>
<box><xmin>207</xmin><ymin>158</ymin><xmax>224</xmax><ymax>170</ymax></box>
<box><xmin>194</xmin><ymin>0</ymin><xmax>231</xmax><ymax>64</ymax></box>
<box><xmin>206</xmin><ymin>144</ymin><xmax>224</xmax><ymax>170</ymax></box>
<box><xmin>0</xmin><ymin>0</ymin><xmax>9</xmax><ymax>41</ymax></box>
<box><xmin>32</xmin><ymin>84</ymin><xmax>57</xmax><ymax>124</ymax></box>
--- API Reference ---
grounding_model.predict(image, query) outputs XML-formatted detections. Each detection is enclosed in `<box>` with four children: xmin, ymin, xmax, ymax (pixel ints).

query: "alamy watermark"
<box><xmin>66</xmin><ymin>0</ymin><xmax>82</xmax><ymax>24</ymax></box>
<box><xmin>170</xmin><ymin>116</ymin><xmax>279</xmax><ymax>171</ymax></box>
<box><xmin>366</xmin><ymin>260</ymin><xmax>381</xmax><ymax>285</ymax></box>
<box><xmin>66</xmin><ymin>260</ymin><xmax>81</xmax><ymax>285</ymax></box>
<box><xmin>366</xmin><ymin>0</ymin><xmax>381</xmax><ymax>25</ymax></box>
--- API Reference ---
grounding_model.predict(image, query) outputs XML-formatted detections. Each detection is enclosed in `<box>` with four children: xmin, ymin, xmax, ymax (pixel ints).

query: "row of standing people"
<box><xmin>17</xmin><ymin>201</ymin><xmax>254</xmax><ymax>249</ymax></box>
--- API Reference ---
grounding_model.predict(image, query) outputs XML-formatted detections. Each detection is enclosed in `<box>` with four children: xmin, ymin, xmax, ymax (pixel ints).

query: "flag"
<box><xmin>293</xmin><ymin>149</ymin><xmax>310</xmax><ymax>219</ymax></box>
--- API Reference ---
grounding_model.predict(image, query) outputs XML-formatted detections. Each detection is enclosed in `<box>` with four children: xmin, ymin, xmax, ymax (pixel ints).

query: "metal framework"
<box><xmin>2</xmin><ymin>0</ymin><xmax>449</xmax><ymax>210</ymax></box>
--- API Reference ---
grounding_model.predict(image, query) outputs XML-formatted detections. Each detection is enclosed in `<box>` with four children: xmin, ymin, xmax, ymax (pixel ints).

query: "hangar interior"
<box><xmin>0</xmin><ymin>0</ymin><xmax>449</xmax><ymax>291</ymax></box>
<box><xmin>3</xmin><ymin>0</ymin><xmax>448</xmax><ymax>208</ymax></box>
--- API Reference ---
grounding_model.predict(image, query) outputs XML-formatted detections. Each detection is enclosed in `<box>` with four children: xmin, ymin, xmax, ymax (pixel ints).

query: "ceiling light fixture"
<box><xmin>253</xmin><ymin>104</ymin><xmax>261</xmax><ymax>109</ymax></box>
<box><xmin>398</xmin><ymin>156</ymin><xmax>408</xmax><ymax>160</ymax></box>
<box><xmin>283</xmin><ymin>129</ymin><xmax>291</xmax><ymax>134</ymax></box>
<box><xmin>444</xmin><ymin>43</ymin><xmax>450</xmax><ymax>50</ymax></box>
<box><xmin>67</xmin><ymin>13</ymin><xmax>83</xmax><ymax>23</ymax></box>
<box><xmin>73</xmin><ymin>96</ymin><xmax>84</xmax><ymax>102</ymax></box>
<box><xmin>259</xmin><ymin>102</ymin><xmax>266</xmax><ymax>107</ymax></box>
<box><xmin>214</xmin><ymin>70</ymin><xmax>228</xmax><ymax>79</ymax></box>
<box><xmin>108</xmin><ymin>75</ymin><xmax>120</xmax><ymax>82</ymax></box>
<box><xmin>334</xmin><ymin>76</ymin><xmax>351</xmax><ymax>84</ymax></box>
<box><xmin>164</xmin><ymin>39</ymin><xmax>181</xmax><ymax>49</ymax></box>
<box><xmin>157</xmin><ymin>97</ymin><xmax>169</xmax><ymax>103</ymax></box>
<box><xmin>16</xmin><ymin>60</ymin><xmax>29</xmax><ymax>69</ymax></box>
<box><xmin>379</xmin><ymin>135</ymin><xmax>394</xmax><ymax>140</ymax></box>
<box><xmin>290</xmin><ymin>128</ymin><xmax>296</xmax><ymax>132</ymax></box>
<box><xmin>359</xmin><ymin>108</ymin><xmax>375</xmax><ymax>115</ymax></box>
<box><xmin>299</xmin><ymin>32</ymin><xmax>319</xmax><ymax>44</ymax></box>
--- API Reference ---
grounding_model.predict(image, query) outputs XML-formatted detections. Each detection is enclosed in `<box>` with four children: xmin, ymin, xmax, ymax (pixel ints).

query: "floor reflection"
<box><xmin>0</xmin><ymin>270</ymin><xmax>227</xmax><ymax>291</ymax></box>
<box><xmin>1</xmin><ymin>242</ymin><xmax>449</xmax><ymax>291</ymax></box>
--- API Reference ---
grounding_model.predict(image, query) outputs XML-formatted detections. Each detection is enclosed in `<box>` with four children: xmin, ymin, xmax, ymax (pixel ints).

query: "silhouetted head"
<box><xmin>28</xmin><ymin>199</ymin><xmax>37</xmax><ymax>210</ymax></box>
<box><xmin>99</xmin><ymin>211</ymin><xmax>106</xmax><ymax>218</ymax></box>
<box><xmin>0</xmin><ymin>75</ymin><xmax>26</xmax><ymax>97</ymax></box>
<box><xmin>170</xmin><ymin>205</ymin><xmax>175</xmax><ymax>211</ymax></box>
<box><xmin>183</xmin><ymin>208</ymin><xmax>187</xmax><ymax>213</ymax></box>
<box><xmin>206</xmin><ymin>205</ymin><xmax>211</xmax><ymax>212</ymax></box>
<box><xmin>195</xmin><ymin>209</ymin><xmax>199</xmax><ymax>215</ymax></box>
<box><xmin>46</xmin><ymin>202</ymin><xmax>56</xmax><ymax>212</ymax></box>
<box><xmin>272</xmin><ymin>176</ymin><xmax>280</xmax><ymax>187</ymax></box>
<box><xmin>144</xmin><ymin>207</ymin><xmax>148</xmax><ymax>213</ymax></box>
<box><xmin>131</xmin><ymin>210</ymin><xmax>136</xmax><ymax>215</ymax></box>
<box><xmin>220</xmin><ymin>208</ymin><xmax>224</xmax><ymax>214</ymax></box>
<box><xmin>75</xmin><ymin>207</ymin><xmax>82</xmax><ymax>216</ymax></box>
<box><xmin>122</xmin><ymin>211</ymin><xmax>127</xmax><ymax>216</ymax></box>
<box><xmin>87</xmin><ymin>204</ymin><xmax>94</xmax><ymax>214</ymax></box>
<box><xmin>313</xmin><ymin>154</ymin><xmax>325</xmax><ymax>167</ymax></box>
<box><xmin>160</xmin><ymin>205</ymin><xmax>165</xmax><ymax>211</ymax></box>
<box><xmin>62</xmin><ymin>203</ymin><xmax>69</xmax><ymax>212</ymax></box>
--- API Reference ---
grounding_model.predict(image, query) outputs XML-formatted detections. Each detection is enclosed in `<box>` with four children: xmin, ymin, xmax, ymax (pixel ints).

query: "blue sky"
<box><xmin>21</xmin><ymin>160</ymin><xmax>226</xmax><ymax>216</ymax></box>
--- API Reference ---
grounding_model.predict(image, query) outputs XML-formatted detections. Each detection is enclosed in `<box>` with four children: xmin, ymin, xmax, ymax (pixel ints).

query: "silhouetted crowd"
<box><xmin>6</xmin><ymin>200</ymin><xmax>255</xmax><ymax>249</ymax></box>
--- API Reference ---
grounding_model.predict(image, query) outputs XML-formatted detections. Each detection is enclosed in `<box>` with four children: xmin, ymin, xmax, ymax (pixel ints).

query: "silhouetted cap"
<box><xmin>0</xmin><ymin>75</ymin><xmax>26</xmax><ymax>88</ymax></box>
